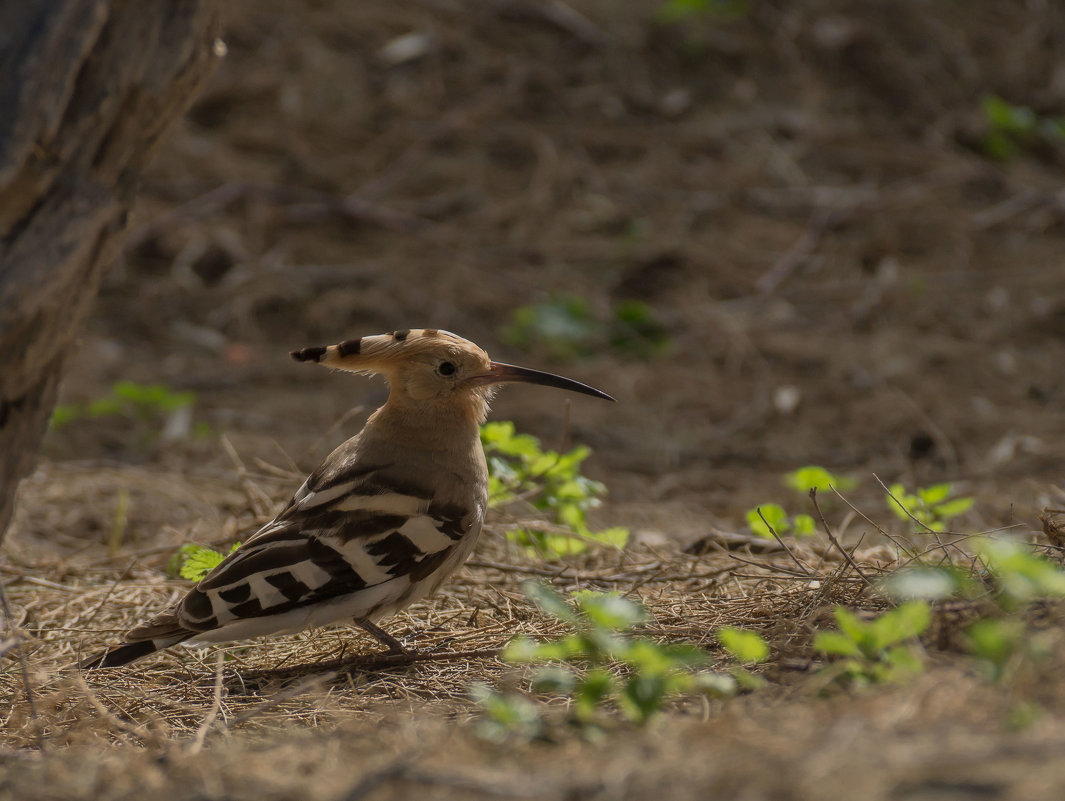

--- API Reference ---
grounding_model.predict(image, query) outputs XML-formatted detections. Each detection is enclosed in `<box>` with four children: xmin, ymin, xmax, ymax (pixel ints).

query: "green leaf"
<box><xmin>50</xmin><ymin>404</ymin><xmax>82</xmax><ymax>428</ymax></box>
<box><xmin>976</xmin><ymin>538</ymin><xmax>1065</xmax><ymax>602</ymax></box>
<box><xmin>175</xmin><ymin>543</ymin><xmax>235</xmax><ymax>582</ymax></box>
<box><xmin>657</xmin><ymin>0</ymin><xmax>750</xmax><ymax>22</ymax></box>
<box><xmin>586</xmin><ymin>628</ymin><xmax>630</xmax><ymax>661</ymax></box>
<box><xmin>886</xmin><ymin>484</ymin><xmax>916</xmax><ymax>520</ymax></box>
<box><xmin>542</xmin><ymin>533</ymin><xmax>588</xmax><ymax>558</ymax></box>
<box><xmin>784</xmin><ymin>466</ymin><xmax>855</xmax><ymax>493</ymax></box>
<box><xmin>747</xmin><ymin>504</ymin><xmax>788</xmax><ymax>538</ymax></box>
<box><xmin>470</xmin><ymin>684</ymin><xmax>542</xmax><ymax>741</ymax></box>
<box><xmin>833</xmin><ymin>607</ymin><xmax>868</xmax><ymax>643</ymax></box>
<box><xmin>729</xmin><ymin>666</ymin><xmax>767</xmax><ymax>691</ymax></box>
<box><xmin>577</xmin><ymin>592</ymin><xmax>648</xmax><ymax>631</ymax></box>
<box><xmin>982</xmin><ymin>95</ymin><xmax>1036</xmax><ymax>134</ymax></box>
<box><xmin>933</xmin><ymin>497</ymin><xmax>973</xmax><ymax>519</ymax></box>
<box><xmin>813</xmin><ymin>631</ymin><xmax>862</xmax><ymax>658</ymax></box>
<box><xmin>880</xmin><ymin>568</ymin><xmax>963</xmax><ymax>601</ymax></box>
<box><xmin>917</xmin><ymin>483</ymin><xmax>952</xmax><ymax>506</ymax></box>
<box><xmin>622</xmin><ymin>640</ymin><xmax>679</xmax><ymax>675</ymax></box>
<box><xmin>557</xmin><ymin>504</ymin><xmax>587</xmax><ymax>532</ymax></box>
<box><xmin>574</xmin><ymin>668</ymin><xmax>614</xmax><ymax>720</ymax></box>
<box><xmin>88</xmin><ymin>398</ymin><xmax>123</xmax><ymax>418</ymax></box>
<box><xmin>586</xmin><ymin>527</ymin><xmax>630</xmax><ymax>549</ymax></box>
<box><xmin>502</xmin><ymin>635</ymin><xmax>540</xmax><ymax>662</ymax></box>
<box><xmin>1006</xmin><ymin>702</ymin><xmax>1041</xmax><ymax>731</ymax></box>
<box><xmin>500</xmin><ymin>294</ymin><xmax>594</xmax><ymax>361</ymax></box>
<box><xmin>965</xmin><ymin>618</ymin><xmax>1024</xmax><ymax>665</ymax></box>
<box><xmin>791</xmin><ymin>514</ymin><xmax>816</xmax><ymax>537</ymax></box>
<box><xmin>521</xmin><ymin>580</ymin><xmax>578</xmax><ymax>624</ymax></box>
<box><xmin>867</xmin><ymin>602</ymin><xmax>931</xmax><ymax>651</ymax></box>
<box><xmin>717</xmin><ymin>627</ymin><xmax>769</xmax><ymax>664</ymax></box>
<box><xmin>618</xmin><ymin>673</ymin><xmax>669</xmax><ymax>725</ymax></box>
<box><xmin>657</xmin><ymin>643</ymin><xmax>711</xmax><ymax>668</ymax></box>
<box><xmin>483</xmin><ymin>421</ymin><xmax>621</xmax><ymax>560</ymax></box>
<box><xmin>505</xmin><ymin>633</ymin><xmax>586</xmax><ymax>663</ymax></box>
<box><xmin>531</xmin><ymin>666</ymin><xmax>577</xmax><ymax>694</ymax></box>
<box><xmin>885</xmin><ymin>645</ymin><xmax>924</xmax><ymax>677</ymax></box>
<box><xmin>609</xmin><ymin>300</ymin><xmax>672</xmax><ymax>358</ymax></box>
<box><xmin>620</xmin><ymin>640</ymin><xmax>706</xmax><ymax>675</ymax></box>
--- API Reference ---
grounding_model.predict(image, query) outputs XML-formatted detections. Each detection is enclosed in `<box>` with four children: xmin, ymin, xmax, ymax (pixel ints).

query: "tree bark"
<box><xmin>0</xmin><ymin>1</ymin><xmax>222</xmax><ymax>544</ymax></box>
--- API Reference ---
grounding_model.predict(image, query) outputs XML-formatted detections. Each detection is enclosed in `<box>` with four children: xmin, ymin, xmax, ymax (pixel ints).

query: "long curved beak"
<box><xmin>470</xmin><ymin>362</ymin><xmax>615</xmax><ymax>401</ymax></box>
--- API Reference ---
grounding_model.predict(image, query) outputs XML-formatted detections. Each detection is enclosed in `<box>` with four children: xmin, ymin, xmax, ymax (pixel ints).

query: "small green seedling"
<box><xmin>469</xmin><ymin>684</ymin><xmax>545</xmax><ymax>743</ymax></box>
<box><xmin>481</xmin><ymin>421</ymin><xmax>628</xmax><ymax>559</ymax></box>
<box><xmin>746</xmin><ymin>503</ymin><xmax>815</xmax><ymax>539</ymax></box>
<box><xmin>608</xmin><ymin>300</ymin><xmax>672</xmax><ymax>359</ymax></box>
<box><xmin>880</xmin><ymin>565</ymin><xmax>981</xmax><ymax>601</ymax></box>
<box><xmin>965</xmin><ymin>618</ymin><xmax>1050</xmax><ymax>684</ymax></box>
<box><xmin>784</xmin><ymin>465</ymin><xmax>856</xmax><ymax>493</ymax></box>
<box><xmin>886</xmin><ymin>482</ymin><xmax>973</xmax><ymax>532</ymax></box>
<box><xmin>657</xmin><ymin>0</ymin><xmax>751</xmax><ymax>23</ymax></box>
<box><xmin>974</xmin><ymin>538</ymin><xmax>1065</xmax><ymax>607</ymax></box>
<box><xmin>813</xmin><ymin>602</ymin><xmax>930</xmax><ymax>687</ymax></box>
<box><xmin>716</xmin><ymin>627</ymin><xmax>769</xmax><ymax>690</ymax></box>
<box><xmin>51</xmin><ymin>380</ymin><xmax>209</xmax><ymax>444</ymax></box>
<box><xmin>883</xmin><ymin>539</ymin><xmax>1064</xmax><ymax>697</ymax></box>
<box><xmin>502</xmin><ymin>294</ymin><xmax>670</xmax><ymax>362</ymax></box>
<box><xmin>979</xmin><ymin>95</ymin><xmax>1065</xmax><ymax>162</ymax></box>
<box><xmin>502</xmin><ymin>294</ymin><xmax>595</xmax><ymax>362</ymax></box>
<box><xmin>883</xmin><ymin>539</ymin><xmax>1065</xmax><ymax>608</ymax></box>
<box><xmin>168</xmin><ymin>542</ymin><xmax>239</xmax><ymax>581</ymax></box>
<box><xmin>747</xmin><ymin>466</ymin><xmax>855</xmax><ymax>539</ymax></box>
<box><xmin>53</xmin><ymin>380</ymin><xmax>196</xmax><ymax>427</ymax></box>
<box><xmin>475</xmin><ymin>582</ymin><xmax>736</xmax><ymax>737</ymax></box>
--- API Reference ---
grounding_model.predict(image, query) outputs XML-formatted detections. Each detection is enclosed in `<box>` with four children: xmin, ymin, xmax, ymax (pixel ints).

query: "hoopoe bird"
<box><xmin>80</xmin><ymin>329</ymin><xmax>613</xmax><ymax>668</ymax></box>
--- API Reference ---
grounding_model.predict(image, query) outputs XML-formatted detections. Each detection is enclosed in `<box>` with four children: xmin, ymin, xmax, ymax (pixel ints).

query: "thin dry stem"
<box><xmin>809</xmin><ymin>489</ymin><xmax>872</xmax><ymax>587</ymax></box>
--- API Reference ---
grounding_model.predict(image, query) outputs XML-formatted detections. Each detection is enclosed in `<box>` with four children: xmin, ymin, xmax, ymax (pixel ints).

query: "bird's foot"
<box><xmin>354</xmin><ymin>618</ymin><xmax>414</xmax><ymax>656</ymax></box>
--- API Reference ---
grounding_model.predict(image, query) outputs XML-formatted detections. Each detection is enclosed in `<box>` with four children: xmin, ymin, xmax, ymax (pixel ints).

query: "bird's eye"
<box><xmin>438</xmin><ymin>361</ymin><xmax>456</xmax><ymax>376</ymax></box>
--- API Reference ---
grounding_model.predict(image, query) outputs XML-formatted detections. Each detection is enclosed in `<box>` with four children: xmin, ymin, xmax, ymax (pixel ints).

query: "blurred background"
<box><xmin>15</xmin><ymin>0</ymin><xmax>1065</xmax><ymax>557</ymax></box>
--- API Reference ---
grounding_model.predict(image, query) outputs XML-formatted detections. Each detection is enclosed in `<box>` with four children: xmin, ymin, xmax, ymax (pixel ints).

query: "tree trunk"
<box><xmin>0</xmin><ymin>1</ymin><xmax>222</xmax><ymax>544</ymax></box>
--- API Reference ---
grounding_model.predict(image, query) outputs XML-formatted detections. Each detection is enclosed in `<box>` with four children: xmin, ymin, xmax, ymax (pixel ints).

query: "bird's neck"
<box><xmin>366</xmin><ymin>395</ymin><xmax>486</xmax><ymax>451</ymax></box>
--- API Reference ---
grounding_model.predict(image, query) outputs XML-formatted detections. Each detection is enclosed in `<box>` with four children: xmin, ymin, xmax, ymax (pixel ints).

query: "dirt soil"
<box><xmin>4</xmin><ymin>1</ymin><xmax>1065</xmax><ymax>798</ymax></box>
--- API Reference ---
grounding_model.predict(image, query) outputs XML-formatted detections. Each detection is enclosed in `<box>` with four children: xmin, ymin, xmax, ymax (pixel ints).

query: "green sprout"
<box><xmin>979</xmin><ymin>95</ymin><xmax>1065</xmax><ymax>162</ymax></box>
<box><xmin>168</xmin><ymin>542</ymin><xmax>240</xmax><ymax>581</ymax></box>
<box><xmin>482</xmin><ymin>421</ymin><xmax>628</xmax><ymax>559</ymax></box>
<box><xmin>886</xmin><ymin>482</ymin><xmax>973</xmax><ymax>532</ymax></box>
<box><xmin>657</xmin><ymin>0</ymin><xmax>750</xmax><ymax>23</ymax></box>
<box><xmin>784</xmin><ymin>466</ymin><xmax>856</xmax><ymax>493</ymax></box>
<box><xmin>746</xmin><ymin>466</ymin><xmax>855</xmax><ymax>540</ymax></box>
<box><xmin>974</xmin><ymin>538</ymin><xmax>1065</xmax><ymax>607</ymax></box>
<box><xmin>501</xmin><ymin>294</ymin><xmax>595</xmax><ymax>362</ymax></box>
<box><xmin>965</xmin><ymin>618</ymin><xmax>1051</xmax><ymax>684</ymax></box>
<box><xmin>746</xmin><ymin>503</ymin><xmax>815</xmax><ymax>539</ymax></box>
<box><xmin>475</xmin><ymin>582</ymin><xmax>736</xmax><ymax>738</ymax></box>
<box><xmin>880</xmin><ymin>566</ymin><xmax>981</xmax><ymax>601</ymax></box>
<box><xmin>50</xmin><ymin>380</ymin><xmax>208</xmax><ymax>444</ymax></box>
<box><xmin>501</xmin><ymin>294</ymin><xmax>670</xmax><ymax>362</ymax></box>
<box><xmin>813</xmin><ymin>602</ymin><xmax>930</xmax><ymax>687</ymax></box>
<box><xmin>717</xmin><ymin>627</ymin><xmax>769</xmax><ymax>690</ymax></box>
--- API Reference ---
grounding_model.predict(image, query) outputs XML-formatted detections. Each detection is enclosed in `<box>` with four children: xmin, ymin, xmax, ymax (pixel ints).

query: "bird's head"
<box><xmin>292</xmin><ymin>329</ymin><xmax>613</xmax><ymax>422</ymax></box>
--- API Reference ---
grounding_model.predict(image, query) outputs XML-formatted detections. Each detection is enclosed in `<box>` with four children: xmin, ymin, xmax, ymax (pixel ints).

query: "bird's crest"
<box><xmin>291</xmin><ymin>329</ymin><xmax>488</xmax><ymax>375</ymax></box>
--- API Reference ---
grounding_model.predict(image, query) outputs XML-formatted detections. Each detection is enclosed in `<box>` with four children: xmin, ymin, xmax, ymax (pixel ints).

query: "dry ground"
<box><xmin>4</xmin><ymin>1</ymin><xmax>1065</xmax><ymax>798</ymax></box>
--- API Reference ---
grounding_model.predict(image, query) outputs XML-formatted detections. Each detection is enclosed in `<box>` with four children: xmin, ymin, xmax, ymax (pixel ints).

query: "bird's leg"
<box><xmin>354</xmin><ymin>618</ymin><xmax>410</xmax><ymax>655</ymax></box>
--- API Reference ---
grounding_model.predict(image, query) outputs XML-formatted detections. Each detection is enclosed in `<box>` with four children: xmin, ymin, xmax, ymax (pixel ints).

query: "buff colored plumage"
<box><xmin>81</xmin><ymin>329</ymin><xmax>612</xmax><ymax>669</ymax></box>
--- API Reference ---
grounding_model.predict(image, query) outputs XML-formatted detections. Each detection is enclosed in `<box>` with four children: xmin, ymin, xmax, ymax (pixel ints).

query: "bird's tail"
<box><xmin>79</xmin><ymin>614</ymin><xmax>195</xmax><ymax>669</ymax></box>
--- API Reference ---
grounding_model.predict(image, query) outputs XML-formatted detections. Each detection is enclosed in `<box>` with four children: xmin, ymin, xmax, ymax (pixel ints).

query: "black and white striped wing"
<box><xmin>169</xmin><ymin>470</ymin><xmax>480</xmax><ymax>641</ymax></box>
